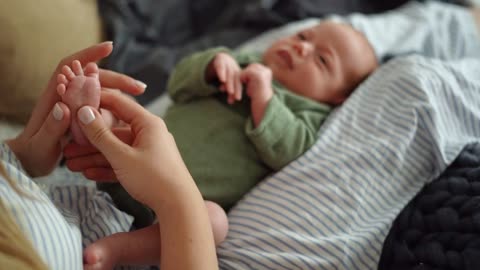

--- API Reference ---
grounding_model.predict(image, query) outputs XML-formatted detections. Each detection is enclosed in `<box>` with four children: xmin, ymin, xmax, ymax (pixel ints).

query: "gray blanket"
<box><xmin>97</xmin><ymin>0</ymin><xmax>414</xmax><ymax>105</ymax></box>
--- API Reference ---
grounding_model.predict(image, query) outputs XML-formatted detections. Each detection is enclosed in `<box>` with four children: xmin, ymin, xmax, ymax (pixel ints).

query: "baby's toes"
<box><xmin>57</xmin><ymin>73</ymin><xmax>68</xmax><ymax>85</ymax></box>
<box><xmin>62</xmin><ymin>65</ymin><xmax>76</xmax><ymax>80</ymax></box>
<box><xmin>72</xmin><ymin>60</ymin><xmax>84</xmax><ymax>76</ymax></box>
<box><xmin>84</xmin><ymin>62</ymin><xmax>99</xmax><ymax>78</ymax></box>
<box><xmin>57</xmin><ymin>83</ymin><xmax>66</xmax><ymax>96</ymax></box>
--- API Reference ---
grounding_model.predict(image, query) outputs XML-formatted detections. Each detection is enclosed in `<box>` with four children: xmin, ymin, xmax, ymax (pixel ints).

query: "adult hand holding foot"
<box><xmin>76</xmin><ymin>91</ymin><xmax>218</xmax><ymax>270</ymax></box>
<box><xmin>6</xmin><ymin>42</ymin><xmax>146</xmax><ymax>177</ymax></box>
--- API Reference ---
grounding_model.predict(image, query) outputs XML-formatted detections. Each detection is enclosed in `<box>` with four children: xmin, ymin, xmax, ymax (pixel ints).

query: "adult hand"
<box><xmin>74</xmin><ymin>91</ymin><xmax>195</xmax><ymax>209</ymax></box>
<box><xmin>63</xmin><ymin>127</ymin><xmax>132</xmax><ymax>182</ymax></box>
<box><xmin>77</xmin><ymin>91</ymin><xmax>218</xmax><ymax>270</ymax></box>
<box><xmin>6</xmin><ymin>42</ymin><xmax>146</xmax><ymax>177</ymax></box>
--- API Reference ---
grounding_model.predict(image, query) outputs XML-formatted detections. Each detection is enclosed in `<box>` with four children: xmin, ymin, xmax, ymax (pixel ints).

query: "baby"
<box><xmin>161</xmin><ymin>20</ymin><xmax>378</xmax><ymax>209</ymax></box>
<box><xmin>62</xmin><ymin>20</ymin><xmax>377</xmax><ymax>269</ymax></box>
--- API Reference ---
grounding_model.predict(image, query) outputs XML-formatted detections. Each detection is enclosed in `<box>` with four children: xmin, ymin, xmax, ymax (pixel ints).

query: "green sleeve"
<box><xmin>245</xmin><ymin>91</ymin><xmax>331</xmax><ymax>170</ymax></box>
<box><xmin>167</xmin><ymin>47</ymin><xmax>229</xmax><ymax>103</ymax></box>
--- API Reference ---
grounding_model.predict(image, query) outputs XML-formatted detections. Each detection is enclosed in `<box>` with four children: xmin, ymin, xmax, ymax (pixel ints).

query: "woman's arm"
<box><xmin>76</xmin><ymin>91</ymin><xmax>218</xmax><ymax>269</ymax></box>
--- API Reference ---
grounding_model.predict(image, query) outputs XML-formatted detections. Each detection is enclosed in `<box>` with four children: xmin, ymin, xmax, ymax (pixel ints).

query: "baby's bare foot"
<box><xmin>83</xmin><ymin>238</ymin><xmax>119</xmax><ymax>270</ymax></box>
<box><xmin>56</xmin><ymin>60</ymin><xmax>101</xmax><ymax>145</ymax></box>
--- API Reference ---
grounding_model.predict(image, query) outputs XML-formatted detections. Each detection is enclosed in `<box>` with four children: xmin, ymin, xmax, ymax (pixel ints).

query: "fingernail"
<box><xmin>78</xmin><ymin>106</ymin><xmax>95</xmax><ymax>125</ymax></box>
<box><xmin>53</xmin><ymin>103</ymin><xmax>63</xmax><ymax>121</ymax></box>
<box><xmin>135</xmin><ymin>80</ymin><xmax>147</xmax><ymax>90</ymax></box>
<box><xmin>101</xmin><ymin>41</ymin><xmax>113</xmax><ymax>46</ymax></box>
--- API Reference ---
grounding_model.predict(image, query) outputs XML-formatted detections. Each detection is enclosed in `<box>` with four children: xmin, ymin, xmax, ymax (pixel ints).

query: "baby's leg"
<box><xmin>83</xmin><ymin>201</ymin><xmax>228</xmax><ymax>270</ymax></box>
<box><xmin>56</xmin><ymin>60</ymin><xmax>101</xmax><ymax>145</ymax></box>
<box><xmin>83</xmin><ymin>224</ymin><xmax>160</xmax><ymax>270</ymax></box>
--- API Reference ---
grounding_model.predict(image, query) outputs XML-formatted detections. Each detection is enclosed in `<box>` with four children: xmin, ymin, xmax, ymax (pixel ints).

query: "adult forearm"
<box><xmin>154</xmin><ymin>183</ymin><xmax>218</xmax><ymax>270</ymax></box>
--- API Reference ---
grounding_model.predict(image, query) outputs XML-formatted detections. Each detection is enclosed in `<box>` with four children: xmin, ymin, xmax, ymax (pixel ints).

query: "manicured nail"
<box><xmin>53</xmin><ymin>103</ymin><xmax>63</xmax><ymax>121</ymax></box>
<box><xmin>78</xmin><ymin>106</ymin><xmax>95</xmax><ymax>125</ymax></box>
<box><xmin>135</xmin><ymin>80</ymin><xmax>147</xmax><ymax>89</ymax></box>
<box><xmin>101</xmin><ymin>41</ymin><xmax>113</xmax><ymax>46</ymax></box>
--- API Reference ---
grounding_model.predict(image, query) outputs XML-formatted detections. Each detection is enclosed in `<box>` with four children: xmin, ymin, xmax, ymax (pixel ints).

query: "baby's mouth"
<box><xmin>277</xmin><ymin>49</ymin><xmax>293</xmax><ymax>69</ymax></box>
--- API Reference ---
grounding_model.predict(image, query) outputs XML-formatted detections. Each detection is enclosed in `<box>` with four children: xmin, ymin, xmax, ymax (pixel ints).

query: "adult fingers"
<box><xmin>63</xmin><ymin>143</ymin><xmax>99</xmax><ymax>159</ymax></box>
<box><xmin>32</xmin><ymin>102</ymin><xmax>71</xmax><ymax>146</ymax></box>
<box><xmin>65</xmin><ymin>153</ymin><xmax>110</xmax><ymax>172</ymax></box>
<box><xmin>25</xmin><ymin>42</ymin><xmax>114</xmax><ymax>137</ymax></box>
<box><xmin>99</xmin><ymin>69</ymin><xmax>146</xmax><ymax>96</ymax></box>
<box><xmin>24</xmin><ymin>102</ymin><xmax>72</xmax><ymax>176</ymax></box>
<box><xmin>98</xmin><ymin>91</ymin><xmax>152</xmax><ymax>126</ymax></box>
<box><xmin>49</xmin><ymin>42</ymin><xmax>113</xmax><ymax>94</ymax></box>
<box><xmin>57</xmin><ymin>42</ymin><xmax>113</xmax><ymax>70</ymax></box>
<box><xmin>64</xmin><ymin>127</ymin><xmax>133</xmax><ymax>159</ymax></box>
<box><xmin>77</xmin><ymin>106</ymin><xmax>132</xmax><ymax>163</ymax></box>
<box><xmin>84</xmin><ymin>168</ymin><xmax>117</xmax><ymax>182</ymax></box>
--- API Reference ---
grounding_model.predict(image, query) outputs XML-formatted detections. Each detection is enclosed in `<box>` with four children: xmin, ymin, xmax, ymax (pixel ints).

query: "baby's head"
<box><xmin>262</xmin><ymin>21</ymin><xmax>377</xmax><ymax>105</ymax></box>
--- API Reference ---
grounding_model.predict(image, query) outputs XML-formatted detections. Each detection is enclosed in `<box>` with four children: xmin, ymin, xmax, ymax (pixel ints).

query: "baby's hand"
<box><xmin>240</xmin><ymin>63</ymin><xmax>273</xmax><ymax>105</ymax></box>
<box><xmin>240</xmin><ymin>63</ymin><xmax>273</xmax><ymax>127</ymax></box>
<box><xmin>206</xmin><ymin>52</ymin><xmax>242</xmax><ymax>104</ymax></box>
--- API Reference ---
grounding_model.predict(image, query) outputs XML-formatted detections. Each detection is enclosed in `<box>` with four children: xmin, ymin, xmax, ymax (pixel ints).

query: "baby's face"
<box><xmin>262</xmin><ymin>21</ymin><xmax>377</xmax><ymax>105</ymax></box>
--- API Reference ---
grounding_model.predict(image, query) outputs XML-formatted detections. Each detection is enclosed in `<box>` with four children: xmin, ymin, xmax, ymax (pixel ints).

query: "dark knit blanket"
<box><xmin>379</xmin><ymin>142</ymin><xmax>480</xmax><ymax>270</ymax></box>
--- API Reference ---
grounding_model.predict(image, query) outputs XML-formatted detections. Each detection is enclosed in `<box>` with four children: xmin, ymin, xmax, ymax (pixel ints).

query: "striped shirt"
<box><xmin>0</xmin><ymin>144</ymin><xmax>134</xmax><ymax>269</ymax></box>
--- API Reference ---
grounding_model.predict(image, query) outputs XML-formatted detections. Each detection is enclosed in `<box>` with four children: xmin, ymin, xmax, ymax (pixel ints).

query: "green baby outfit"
<box><xmin>164</xmin><ymin>47</ymin><xmax>331</xmax><ymax>209</ymax></box>
<box><xmin>99</xmin><ymin>47</ymin><xmax>331</xmax><ymax>227</ymax></box>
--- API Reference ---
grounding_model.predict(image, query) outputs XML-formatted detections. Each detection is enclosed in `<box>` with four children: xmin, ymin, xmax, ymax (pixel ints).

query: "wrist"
<box><xmin>250</xmin><ymin>96</ymin><xmax>272</xmax><ymax>127</ymax></box>
<box><xmin>251</xmin><ymin>90</ymin><xmax>273</xmax><ymax>108</ymax></box>
<box><xmin>5</xmin><ymin>137</ymin><xmax>32</xmax><ymax>176</ymax></box>
<box><xmin>5</xmin><ymin>137</ymin><xmax>24</xmax><ymax>164</ymax></box>
<box><xmin>149</xmin><ymin>171</ymin><xmax>202</xmax><ymax>213</ymax></box>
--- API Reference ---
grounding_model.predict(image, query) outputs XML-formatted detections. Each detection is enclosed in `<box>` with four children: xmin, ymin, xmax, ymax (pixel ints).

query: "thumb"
<box><xmin>77</xmin><ymin>106</ymin><xmax>131</xmax><ymax>161</ymax></box>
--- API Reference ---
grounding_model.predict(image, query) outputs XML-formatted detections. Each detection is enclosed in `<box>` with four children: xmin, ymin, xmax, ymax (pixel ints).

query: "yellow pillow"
<box><xmin>0</xmin><ymin>0</ymin><xmax>103</xmax><ymax>123</ymax></box>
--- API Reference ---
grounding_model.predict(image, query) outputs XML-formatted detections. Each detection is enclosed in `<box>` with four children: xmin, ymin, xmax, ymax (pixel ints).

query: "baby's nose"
<box><xmin>294</xmin><ymin>41</ymin><xmax>313</xmax><ymax>57</ymax></box>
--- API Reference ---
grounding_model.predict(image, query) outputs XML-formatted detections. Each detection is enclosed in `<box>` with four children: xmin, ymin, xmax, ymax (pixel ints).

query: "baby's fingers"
<box><xmin>214</xmin><ymin>58</ymin><xmax>227</xmax><ymax>83</ymax></box>
<box><xmin>234</xmin><ymin>72</ymin><xmax>243</xmax><ymax>101</ymax></box>
<box><xmin>226</xmin><ymin>69</ymin><xmax>236</xmax><ymax>96</ymax></box>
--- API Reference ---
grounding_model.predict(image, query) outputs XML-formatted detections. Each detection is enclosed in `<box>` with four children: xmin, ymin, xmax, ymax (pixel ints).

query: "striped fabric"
<box><xmin>217</xmin><ymin>2</ymin><xmax>480</xmax><ymax>269</ymax></box>
<box><xmin>217</xmin><ymin>55</ymin><xmax>480</xmax><ymax>269</ymax></box>
<box><xmin>0</xmin><ymin>144</ymin><xmax>83</xmax><ymax>270</ymax></box>
<box><xmin>338</xmin><ymin>1</ymin><xmax>480</xmax><ymax>62</ymax></box>
<box><xmin>0</xmin><ymin>144</ymin><xmax>134</xmax><ymax>269</ymax></box>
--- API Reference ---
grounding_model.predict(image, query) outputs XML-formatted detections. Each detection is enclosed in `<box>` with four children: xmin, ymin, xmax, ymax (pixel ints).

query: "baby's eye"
<box><xmin>318</xmin><ymin>55</ymin><xmax>327</xmax><ymax>65</ymax></box>
<box><xmin>297</xmin><ymin>33</ymin><xmax>306</xmax><ymax>40</ymax></box>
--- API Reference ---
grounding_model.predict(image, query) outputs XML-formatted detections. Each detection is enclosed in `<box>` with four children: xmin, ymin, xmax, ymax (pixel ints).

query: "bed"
<box><xmin>147</xmin><ymin>2</ymin><xmax>480</xmax><ymax>269</ymax></box>
<box><xmin>1</xmin><ymin>1</ymin><xmax>480</xmax><ymax>269</ymax></box>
